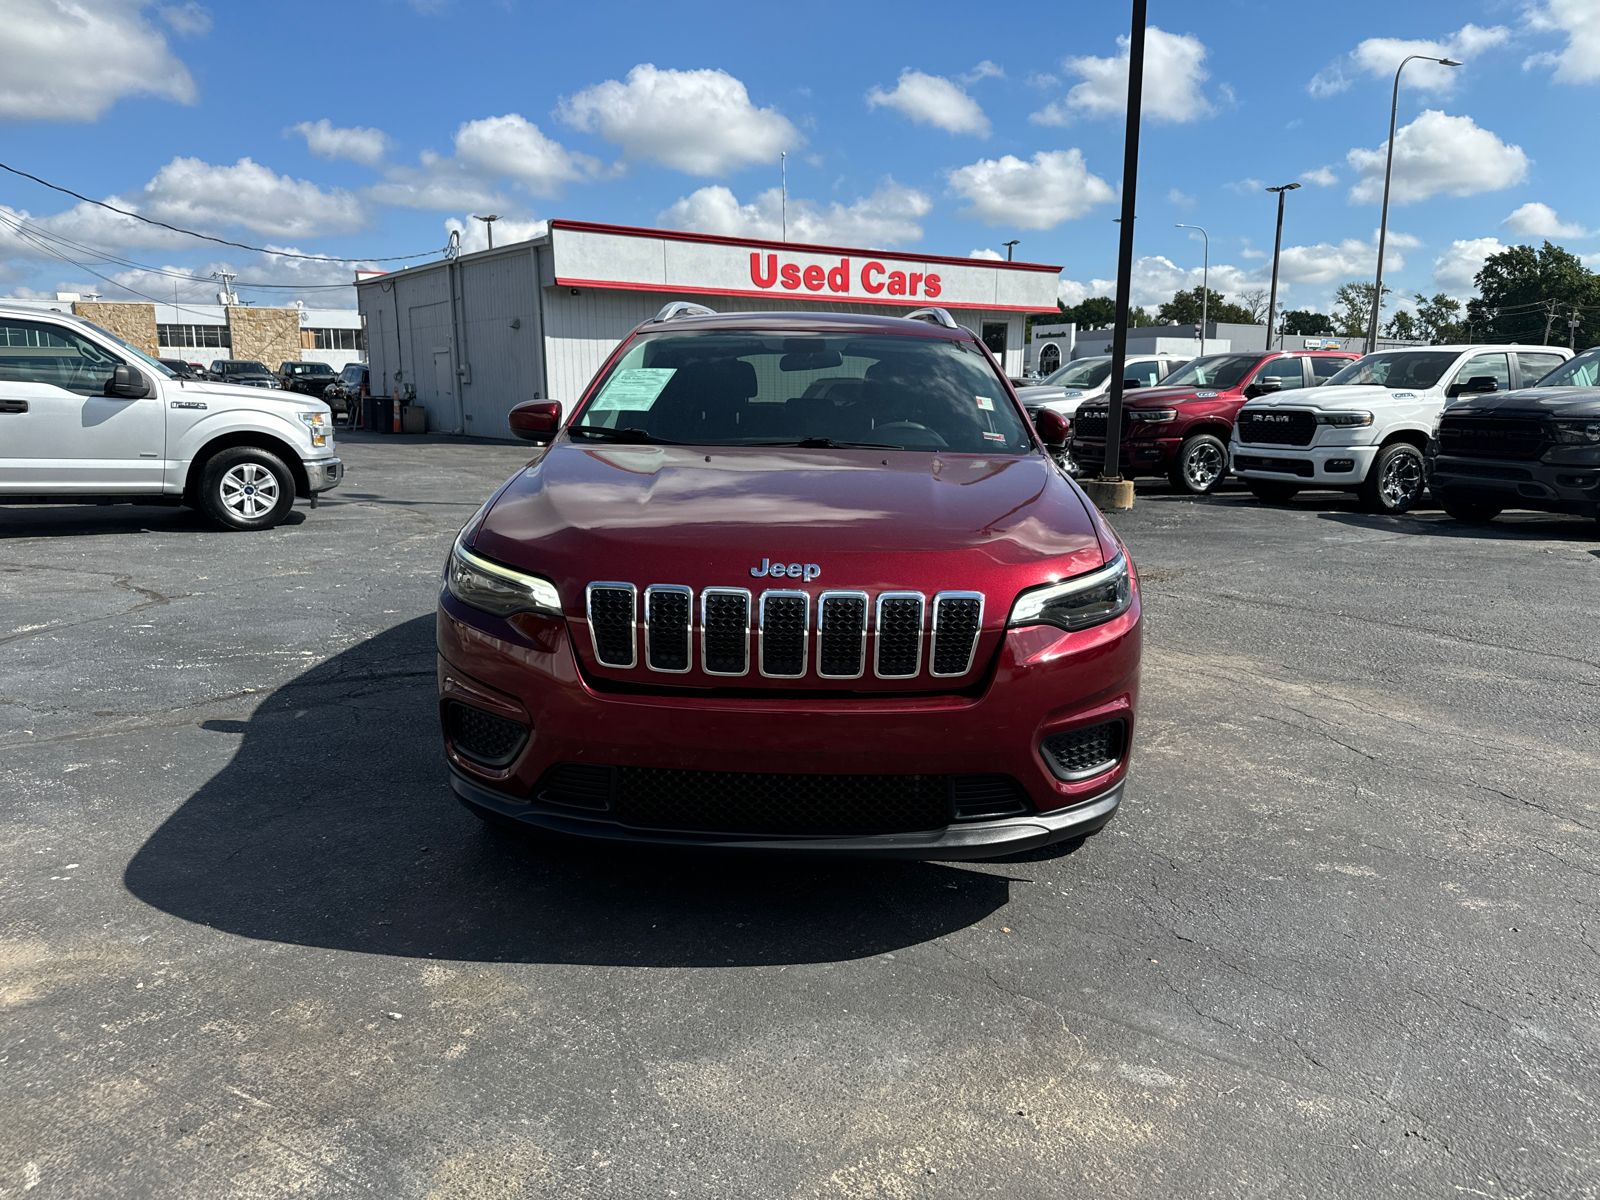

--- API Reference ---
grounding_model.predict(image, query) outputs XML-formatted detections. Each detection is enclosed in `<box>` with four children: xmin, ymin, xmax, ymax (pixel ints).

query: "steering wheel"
<box><xmin>873</xmin><ymin>420</ymin><xmax>949</xmax><ymax>447</ymax></box>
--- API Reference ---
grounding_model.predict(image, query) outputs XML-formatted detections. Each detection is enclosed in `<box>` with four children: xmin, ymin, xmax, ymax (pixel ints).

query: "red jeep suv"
<box><xmin>436</xmin><ymin>305</ymin><xmax>1142</xmax><ymax>858</ymax></box>
<box><xmin>1070</xmin><ymin>350</ymin><xmax>1358</xmax><ymax>493</ymax></box>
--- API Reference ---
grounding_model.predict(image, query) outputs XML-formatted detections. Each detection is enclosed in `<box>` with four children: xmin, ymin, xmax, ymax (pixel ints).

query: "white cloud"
<box><xmin>0</xmin><ymin>0</ymin><xmax>197</xmax><ymax>120</ymax></box>
<box><xmin>129</xmin><ymin>157</ymin><xmax>366</xmax><ymax>238</ymax></box>
<box><xmin>1525</xmin><ymin>0</ymin><xmax>1600</xmax><ymax>83</ymax></box>
<box><xmin>658</xmin><ymin>181</ymin><xmax>930</xmax><ymax>247</ymax></box>
<box><xmin>1168</xmin><ymin>189</ymin><xmax>1196</xmax><ymax>208</ymax></box>
<box><xmin>946</xmin><ymin>150</ymin><xmax>1115</xmax><ymax>229</ymax></box>
<box><xmin>451</xmin><ymin>113</ymin><xmax>603</xmax><ymax>195</ymax></box>
<box><xmin>445</xmin><ymin>215</ymin><xmax>548</xmax><ymax>254</ymax></box>
<box><xmin>558</xmin><ymin>64</ymin><xmax>800</xmax><ymax>175</ymax></box>
<box><xmin>158</xmin><ymin>3</ymin><xmax>210</xmax><ymax>35</ymax></box>
<box><xmin>1225</xmin><ymin>178</ymin><xmax>1266</xmax><ymax>196</ymax></box>
<box><xmin>1031</xmin><ymin>27</ymin><xmax>1213</xmax><ymax>125</ymax></box>
<box><xmin>969</xmin><ymin>248</ymin><xmax>1004</xmax><ymax>260</ymax></box>
<box><xmin>1275</xmin><ymin>234</ymin><xmax>1413</xmax><ymax>284</ymax></box>
<box><xmin>1310</xmin><ymin>24</ymin><xmax>1508</xmax><ymax>97</ymax></box>
<box><xmin>1056</xmin><ymin>278</ymin><xmax>1101</xmax><ymax>307</ymax></box>
<box><xmin>293</xmin><ymin>119</ymin><xmax>390</xmax><ymax>167</ymax></box>
<box><xmin>1433</xmin><ymin>236</ymin><xmax>1504</xmax><ymax>296</ymax></box>
<box><xmin>1301</xmin><ymin>166</ymin><xmax>1338</xmax><ymax>187</ymax></box>
<box><xmin>1503</xmin><ymin>201</ymin><xmax>1590</xmax><ymax>238</ymax></box>
<box><xmin>866</xmin><ymin>71</ymin><xmax>990</xmax><ymax>137</ymax></box>
<box><xmin>960</xmin><ymin>60</ymin><xmax>1005</xmax><ymax>84</ymax></box>
<box><xmin>1347</xmin><ymin>110</ymin><xmax>1528</xmax><ymax>204</ymax></box>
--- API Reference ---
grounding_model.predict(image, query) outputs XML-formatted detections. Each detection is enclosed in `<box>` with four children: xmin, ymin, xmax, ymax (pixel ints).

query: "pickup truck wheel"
<box><xmin>1438</xmin><ymin>497</ymin><xmax>1502</xmax><ymax>524</ymax></box>
<box><xmin>1358</xmin><ymin>442</ymin><xmax>1425</xmax><ymax>513</ymax></box>
<box><xmin>1169</xmin><ymin>434</ymin><xmax>1228</xmax><ymax>495</ymax></box>
<box><xmin>1246</xmin><ymin>481</ymin><xmax>1299</xmax><ymax>504</ymax></box>
<box><xmin>198</xmin><ymin>446</ymin><xmax>295</xmax><ymax>531</ymax></box>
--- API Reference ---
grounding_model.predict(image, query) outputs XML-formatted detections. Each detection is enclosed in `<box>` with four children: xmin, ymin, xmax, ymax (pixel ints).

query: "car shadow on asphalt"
<box><xmin>122</xmin><ymin>616</ymin><xmax>1018</xmax><ymax>967</ymax></box>
<box><xmin>0</xmin><ymin>505</ymin><xmax>307</xmax><ymax>538</ymax></box>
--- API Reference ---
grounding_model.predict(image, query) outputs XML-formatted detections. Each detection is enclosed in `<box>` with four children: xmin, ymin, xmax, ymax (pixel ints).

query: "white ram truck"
<box><xmin>0</xmin><ymin>304</ymin><xmax>343</xmax><ymax>530</ymax></box>
<box><xmin>1230</xmin><ymin>344</ymin><xmax>1571</xmax><ymax>513</ymax></box>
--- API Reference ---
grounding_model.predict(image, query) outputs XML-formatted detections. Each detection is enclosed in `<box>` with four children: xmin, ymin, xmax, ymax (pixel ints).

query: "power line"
<box><xmin>0</xmin><ymin>159</ymin><xmax>444</xmax><ymax>264</ymax></box>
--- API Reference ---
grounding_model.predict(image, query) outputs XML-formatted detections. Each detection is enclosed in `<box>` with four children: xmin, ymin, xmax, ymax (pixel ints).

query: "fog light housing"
<box><xmin>1325</xmin><ymin>458</ymin><xmax>1355</xmax><ymax>473</ymax></box>
<box><xmin>445</xmin><ymin>701</ymin><xmax>529</xmax><ymax>767</ymax></box>
<box><xmin>1040</xmin><ymin>720</ymin><xmax>1126</xmax><ymax>781</ymax></box>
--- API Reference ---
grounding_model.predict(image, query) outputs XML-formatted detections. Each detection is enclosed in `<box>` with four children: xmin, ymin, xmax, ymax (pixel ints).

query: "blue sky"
<box><xmin>2</xmin><ymin>0</ymin><xmax>1595</xmax><ymax>319</ymax></box>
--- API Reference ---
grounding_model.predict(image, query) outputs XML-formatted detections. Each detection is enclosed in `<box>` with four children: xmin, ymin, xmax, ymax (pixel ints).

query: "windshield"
<box><xmin>1531</xmin><ymin>347</ymin><xmax>1600</xmax><ymax>387</ymax></box>
<box><xmin>572</xmin><ymin>332</ymin><xmax>1034</xmax><ymax>453</ymax></box>
<box><xmin>1323</xmin><ymin>351</ymin><xmax>1457</xmax><ymax>389</ymax></box>
<box><xmin>1040</xmin><ymin>357</ymin><xmax>1112</xmax><ymax>389</ymax></box>
<box><xmin>222</xmin><ymin>361</ymin><xmax>270</xmax><ymax>375</ymax></box>
<box><xmin>1162</xmin><ymin>354</ymin><xmax>1261</xmax><ymax>389</ymax></box>
<box><xmin>79</xmin><ymin>319</ymin><xmax>175</xmax><ymax>377</ymax></box>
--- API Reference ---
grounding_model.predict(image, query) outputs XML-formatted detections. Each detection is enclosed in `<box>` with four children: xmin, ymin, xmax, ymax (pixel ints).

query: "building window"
<box><xmin>157</xmin><ymin>323</ymin><xmax>230</xmax><ymax>349</ymax></box>
<box><xmin>309</xmin><ymin>327</ymin><xmax>364</xmax><ymax>351</ymax></box>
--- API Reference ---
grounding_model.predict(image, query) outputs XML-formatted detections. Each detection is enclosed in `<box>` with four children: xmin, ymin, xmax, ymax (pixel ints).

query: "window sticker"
<box><xmin>975</xmin><ymin>395</ymin><xmax>995</xmax><ymax>411</ymax></box>
<box><xmin>589</xmin><ymin>367</ymin><xmax>676</xmax><ymax>412</ymax></box>
<box><xmin>982</xmin><ymin>431</ymin><xmax>1006</xmax><ymax>441</ymax></box>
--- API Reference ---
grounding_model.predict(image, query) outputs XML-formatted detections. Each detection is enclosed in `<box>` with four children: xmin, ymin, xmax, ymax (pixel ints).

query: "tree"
<box><xmin>1238</xmin><ymin>289</ymin><xmax>1270</xmax><ymax>324</ymax></box>
<box><xmin>1412</xmin><ymin>293</ymin><xmax>1464</xmax><ymax>344</ymax></box>
<box><xmin>1155</xmin><ymin>286</ymin><xmax>1256</xmax><ymax>327</ymax></box>
<box><xmin>1331</xmin><ymin>282</ymin><xmax>1392</xmax><ymax>338</ymax></box>
<box><xmin>1129</xmin><ymin>306</ymin><xmax>1159</xmax><ymax>328</ymax></box>
<box><xmin>1280</xmin><ymin>309</ymin><xmax>1333</xmax><ymax>336</ymax></box>
<box><xmin>1465</xmin><ymin>241</ymin><xmax>1600</xmax><ymax>347</ymax></box>
<box><xmin>1060</xmin><ymin>296</ymin><xmax>1117</xmax><ymax>330</ymax></box>
<box><xmin>1384</xmin><ymin>310</ymin><xmax>1418</xmax><ymax>340</ymax></box>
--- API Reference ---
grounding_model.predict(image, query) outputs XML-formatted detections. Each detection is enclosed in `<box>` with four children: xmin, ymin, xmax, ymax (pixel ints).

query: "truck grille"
<box><xmin>584</xmin><ymin>584</ymin><xmax>985</xmax><ymax>681</ymax></box>
<box><xmin>1437</xmin><ymin>415</ymin><xmax>1547</xmax><ymax>461</ymax></box>
<box><xmin>532</xmin><ymin>763</ymin><xmax>1034</xmax><ymax>834</ymax></box>
<box><xmin>1071</xmin><ymin>408</ymin><xmax>1127</xmax><ymax>440</ymax></box>
<box><xmin>1237</xmin><ymin>410</ymin><xmax>1317</xmax><ymax>446</ymax></box>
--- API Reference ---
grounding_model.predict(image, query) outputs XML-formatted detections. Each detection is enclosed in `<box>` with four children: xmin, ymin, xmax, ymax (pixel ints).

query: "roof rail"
<box><xmin>905</xmin><ymin>306</ymin><xmax>959</xmax><ymax>329</ymax></box>
<box><xmin>652</xmin><ymin>300</ymin><xmax>717</xmax><ymax>323</ymax></box>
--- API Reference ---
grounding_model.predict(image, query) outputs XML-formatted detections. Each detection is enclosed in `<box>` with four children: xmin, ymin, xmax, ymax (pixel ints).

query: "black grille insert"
<box><xmin>875</xmin><ymin>594</ymin><xmax>924</xmax><ymax>678</ymax></box>
<box><xmin>1238</xmin><ymin>410</ymin><xmax>1317</xmax><ymax>447</ymax></box>
<box><xmin>702</xmin><ymin>589</ymin><xmax>751</xmax><ymax>675</ymax></box>
<box><xmin>1438</xmin><ymin>415</ymin><xmax>1547</xmax><ymax>461</ymax></box>
<box><xmin>538</xmin><ymin>762</ymin><xmax>613</xmax><ymax>809</ymax></box>
<box><xmin>1040</xmin><ymin>721</ymin><xmax>1125</xmax><ymax>781</ymax></box>
<box><xmin>950</xmin><ymin>774</ymin><xmax>1030</xmax><ymax>820</ymax></box>
<box><xmin>587</xmin><ymin>584</ymin><xmax>636</xmax><ymax>667</ymax></box>
<box><xmin>931</xmin><ymin>593</ymin><xmax>983</xmax><ymax>676</ymax></box>
<box><xmin>1235</xmin><ymin>454</ymin><xmax>1315</xmax><ymax>478</ymax></box>
<box><xmin>759</xmin><ymin>591</ymin><xmax>809</xmax><ymax>677</ymax></box>
<box><xmin>645</xmin><ymin>586</ymin><xmax>692</xmax><ymax>672</ymax></box>
<box><xmin>817</xmin><ymin>592</ymin><xmax>867</xmax><ymax>678</ymax></box>
<box><xmin>445</xmin><ymin>701</ymin><xmax>527</xmax><ymax>768</ymax></box>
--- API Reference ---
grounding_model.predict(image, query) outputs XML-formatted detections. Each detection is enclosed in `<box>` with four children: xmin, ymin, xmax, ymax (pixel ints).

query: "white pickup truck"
<box><xmin>1231</xmin><ymin>344</ymin><xmax>1571</xmax><ymax>513</ymax></box>
<box><xmin>0</xmin><ymin>304</ymin><xmax>342</xmax><ymax>530</ymax></box>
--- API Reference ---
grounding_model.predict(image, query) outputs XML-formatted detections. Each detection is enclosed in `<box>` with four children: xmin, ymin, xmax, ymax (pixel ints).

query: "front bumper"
<box><xmin>1069</xmin><ymin>437</ymin><xmax>1176</xmax><ymax>477</ymax></box>
<box><xmin>1230</xmin><ymin>441</ymin><xmax>1378</xmax><ymax>485</ymax></box>
<box><xmin>306</xmin><ymin>457</ymin><xmax>344</xmax><ymax>495</ymax></box>
<box><xmin>1429</xmin><ymin>453</ymin><xmax>1600</xmax><ymax>517</ymax></box>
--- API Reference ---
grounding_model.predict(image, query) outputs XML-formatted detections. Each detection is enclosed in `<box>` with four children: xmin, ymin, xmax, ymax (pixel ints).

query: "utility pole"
<box><xmin>1003</xmin><ymin>239</ymin><xmax>1020</xmax><ymax>262</ymax></box>
<box><xmin>1264</xmin><ymin>184</ymin><xmax>1299</xmax><ymax>351</ymax></box>
<box><xmin>472</xmin><ymin>214</ymin><xmax>499</xmax><ymax>249</ymax></box>
<box><xmin>1570</xmin><ymin>307</ymin><xmax>1582</xmax><ymax>351</ymax></box>
<box><xmin>1095</xmin><ymin>0</ymin><xmax>1148</xmax><ymax>508</ymax></box>
<box><xmin>211</xmin><ymin>270</ymin><xmax>238</xmax><ymax>306</ymax></box>
<box><xmin>1176</xmin><ymin>223</ymin><xmax>1209</xmax><ymax>355</ymax></box>
<box><xmin>780</xmin><ymin>152</ymin><xmax>787</xmax><ymax>242</ymax></box>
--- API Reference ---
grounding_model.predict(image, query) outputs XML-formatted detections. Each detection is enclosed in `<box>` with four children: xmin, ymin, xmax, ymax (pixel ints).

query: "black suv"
<box><xmin>209</xmin><ymin>359</ymin><xmax>280</xmax><ymax>388</ymax></box>
<box><xmin>1429</xmin><ymin>345</ymin><xmax>1600</xmax><ymax>523</ymax></box>
<box><xmin>279</xmin><ymin>360</ymin><xmax>339</xmax><ymax>397</ymax></box>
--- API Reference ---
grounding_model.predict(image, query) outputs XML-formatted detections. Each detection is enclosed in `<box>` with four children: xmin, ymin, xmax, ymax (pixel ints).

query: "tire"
<box><xmin>1357</xmin><ymin>442</ymin><xmax>1426</xmax><ymax>514</ymax></box>
<box><xmin>1438</xmin><ymin>496</ymin><xmax>1503</xmax><ymax>524</ymax></box>
<box><xmin>197</xmin><ymin>446</ymin><xmax>296</xmax><ymax>531</ymax></box>
<box><xmin>1246</xmin><ymin>481</ymin><xmax>1300</xmax><ymax>505</ymax></box>
<box><xmin>1168</xmin><ymin>433</ymin><xmax>1229</xmax><ymax>495</ymax></box>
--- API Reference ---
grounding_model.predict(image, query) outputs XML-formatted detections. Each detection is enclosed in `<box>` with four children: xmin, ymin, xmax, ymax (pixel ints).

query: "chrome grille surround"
<box><xmin>874</xmin><ymin>592</ymin><xmax>926</xmax><ymax>679</ymax></box>
<box><xmin>758</xmin><ymin>590</ymin><xmax>810</xmax><ymax>678</ymax></box>
<box><xmin>643</xmin><ymin>584</ymin><xmax>693</xmax><ymax>673</ymax></box>
<box><xmin>700</xmin><ymin>587</ymin><xmax>752</xmax><ymax>677</ymax></box>
<box><xmin>816</xmin><ymin>590</ymin><xmax>869</xmax><ymax>679</ymax></box>
<box><xmin>585</xmin><ymin>581</ymin><xmax>637</xmax><ymax>668</ymax></box>
<box><xmin>929</xmin><ymin>591</ymin><xmax>985</xmax><ymax>677</ymax></box>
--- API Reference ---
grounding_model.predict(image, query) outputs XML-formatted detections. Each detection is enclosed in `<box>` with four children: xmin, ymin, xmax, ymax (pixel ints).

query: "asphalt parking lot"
<box><xmin>4</xmin><ymin>433</ymin><xmax>1598</xmax><ymax>1199</ymax></box>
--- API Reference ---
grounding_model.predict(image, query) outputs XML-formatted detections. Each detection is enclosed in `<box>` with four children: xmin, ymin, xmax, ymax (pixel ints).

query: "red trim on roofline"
<box><xmin>552</xmin><ymin>276</ymin><xmax>1048</xmax><ymax>313</ymax></box>
<box><xmin>548</xmin><ymin>219</ymin><xmax>1063</xmax><ymax>275</ymax></box>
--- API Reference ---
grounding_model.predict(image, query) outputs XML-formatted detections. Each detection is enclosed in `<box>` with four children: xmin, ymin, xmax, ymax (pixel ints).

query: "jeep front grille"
<box><xmin>584</xmin><ymin>583</ymin><xmax>987</xmax><ymax>682</ymax></box>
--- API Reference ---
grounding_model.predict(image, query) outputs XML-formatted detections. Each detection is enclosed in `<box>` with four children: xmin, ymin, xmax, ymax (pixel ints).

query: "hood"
<box><xmin>1079</xmin><ymin>384</ymin><xmax>1230</xmax><ymax>408</ymax></box>
<box><xmin>1445</xmin><ymin>386</ymin><xmax>1600</xmax><ymax>417</ymax></box>
<box><xmin>471</xmin><ymin>442</ymin><xmax>1110</xmax><ymax>689</ymax></box>
<box><xmin>176</xmin><ymin>379</ymin><xmax>326</xmax><ymax>411</ymax></box>
<box><xmin>1244</xmin><ymin>382</ymin><xmax>1416</xmax><ymax>411</ymax></box>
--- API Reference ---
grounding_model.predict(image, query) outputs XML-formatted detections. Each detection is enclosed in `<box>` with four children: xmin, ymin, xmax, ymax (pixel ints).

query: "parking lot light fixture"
<box><xmin>1264</xmin><ymin>184</ymin><xmax>1300</xmax><ymax>351</ymax></box>
<box><xmin>473</xmin><ymin>214</ymin><xmax>499</xmax><ymax>250</ymax></box>
<box><xmin>1175</xmin><ymin>223</ymin><xmax>1209</xmax><ymax>355</ymax></box>
<box><xmin>1367</xmin><ymin>55</ymin><xmax>1461</xmax><ymax>353</ymax></box>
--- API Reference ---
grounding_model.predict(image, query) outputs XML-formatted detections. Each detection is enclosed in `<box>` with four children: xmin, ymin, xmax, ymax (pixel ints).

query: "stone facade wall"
<box><xmin>72</xmin><ymin>301</ymin><xmax>158</xmax><ymax>358</ymax></box>
<box><xmin>226</xmin><ymin>307</ymin><xmax>301</xmax><ymax>367</ymax></box>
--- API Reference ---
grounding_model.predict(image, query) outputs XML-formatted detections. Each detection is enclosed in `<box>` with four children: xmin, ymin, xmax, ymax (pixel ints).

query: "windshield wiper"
<box><xmin>566</xmin><ymin>425</ymin><xmax>682</xmax><ymax>444</ymax></box>
<box><xmin>742</xmin><ymin>436</ymin><xmax>903</xmax><ymax>449</ymax></box>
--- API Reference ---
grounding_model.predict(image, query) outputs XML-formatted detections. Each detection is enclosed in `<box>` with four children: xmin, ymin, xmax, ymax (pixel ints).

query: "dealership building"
<box><xmin>354</xmin><ymin>220</ymin><xmax>1062</xmax><ymax>436</ymax></box>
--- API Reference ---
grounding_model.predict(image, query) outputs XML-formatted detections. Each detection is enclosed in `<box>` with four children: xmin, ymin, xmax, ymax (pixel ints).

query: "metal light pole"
<box><xmin>473</xmin><ymin>213</ymin><xmax>499</xmax><ymax>250</ymax></box>
<box><xmin>1571</xmin><ymin>307</ymin><xmax>1582</xmax><ymax>351</ymax></box>
<box><xmin>1264</xmin><ymin>183</ymin><xmax>1299</xmax><ymax>351</ymax></box>
<box><xmin>780</xmin><ymin>151</ymin><xmax>787</xmax><ymax>241</ymax></box>
<box><xmin>1100</xmin><ymin>0</ymin><xmax>1148</xmax><ymax>488</ymax></box>
<box><xmin>1003</xmin><ymin>239</ymin><xmax>1020</xmax><ymax>262</ymax></box>
<box><xmin>1366</xmin><ymin>54</ymin><xmax>1460</xmax><ymax>353</ymax></box>
<box><xmin>1175</xmin><ymin>223</ymin><xmax>1209</xmax><ymax>355</ymax></box>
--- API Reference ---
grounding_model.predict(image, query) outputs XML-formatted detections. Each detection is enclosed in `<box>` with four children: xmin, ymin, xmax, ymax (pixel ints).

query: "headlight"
<box><xmin>298</xmin><ymin>411</ymin><xmax>330</xmax><ymax>447</ymax></box>
<box><xmin>1008</xmin><ymin>553</ymin><xmax>1133</xmax><ymax>632</ymax></box>
<box><xmin>1315</xmin><ymin>411</ymin><xmax>1374</xmax><ymax>427</ymax></box>
<box><xmin>1128</xmin><ymin>409</ymin><xmax>1178</xmax><ymax>422</ymax></box>
<box><xmin>1550</xmin><ymin>418</ymin><xmax>1600</xmax><ymax>444</ymax></box>
<box><xmin>446</xmin><ymin>536</ymin><xmax>562</xmax><ymax>617</ymax></box>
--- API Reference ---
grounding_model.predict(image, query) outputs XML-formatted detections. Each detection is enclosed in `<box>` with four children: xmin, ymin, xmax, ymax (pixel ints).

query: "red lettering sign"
<box><xmin>802</xmin><ymin>264</ymin><xmax>825</xmax><ymax>291</ymax></box>
<box><xmin>827</xmin><ymin>259</ymin><xmax>850</xmax><ymax>293</ymax></box>
<box><xmin>861</xmin><ymin>261</ymin><xmax>885</xmax><ymax>293</ymax></box>
<box><xmin>750</xmin><ymin>253</ymin><xmax>777</xmax><ymax>288</ymax></box>
<box><xmin>748</xmin><ymin>254</ymin><xmax>942</xmax><ymax>302</ymax></box>
<box><xmin>924</xmin><ymin>273</ymin><xmax>942</xmax><ymax>298</ymax></box>
<box><xmin>780</xmin><ymin>262</ymin><xmax>801</xmax><ymax>290</ymax></box>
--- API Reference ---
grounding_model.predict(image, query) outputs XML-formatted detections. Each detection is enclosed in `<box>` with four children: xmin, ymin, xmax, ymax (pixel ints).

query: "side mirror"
<box><xmin>1243</xmin><ymin>380</ymin><xmax>1281</xmax><ymax>399</ymax></box>
<box><xmin>1446</xmin><ymin>375</ymin><xmax>1499</xmax><ymax>399</ymax></box>
<box><xmin>509</xmin><ymin>399</ymin><xmax>562</xmax><ymax>443</ymax></box>
<box><xmin>107</xmin><ymin>363</ymin><xmax>150</xmax><ymax>399</ymax></box>
<box><xmin>1033</xmin><ymin>408</ymin><xmax>1070</xmax><ymax>448</ymax></box>
<box><xmin>1122</xmin><ymin>378</ymin><xmax>1143</xmax><ymax>389</ymax></box>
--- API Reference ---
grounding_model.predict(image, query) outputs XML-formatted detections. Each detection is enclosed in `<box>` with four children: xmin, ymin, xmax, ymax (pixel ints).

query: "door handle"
<box><xmin>0</xmin><ymin>398</ymin><xmax>27</xmax><ymax>414</ymax></box>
